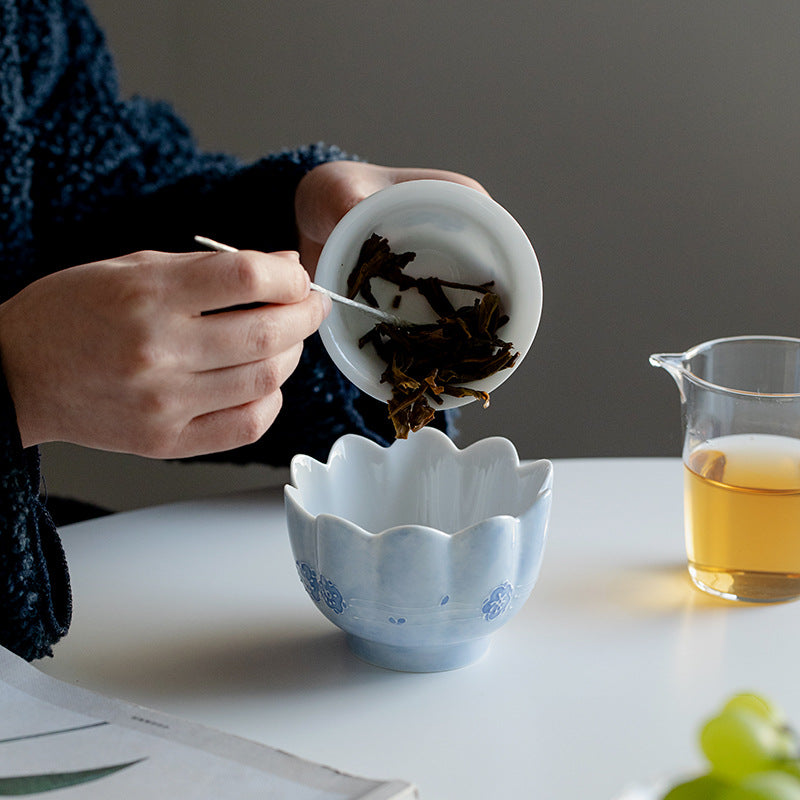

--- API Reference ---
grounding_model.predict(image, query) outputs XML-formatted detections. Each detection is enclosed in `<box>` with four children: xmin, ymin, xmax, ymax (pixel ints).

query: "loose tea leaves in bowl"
<box><xmin>315</xmin><ymin>181</ymin><xmax>542</xmax><ymax>420</ymax></box>
<box><xmin>348</xmin><ymin>233</ymin><xmax>519</xmax><ymax>439</ymax></box>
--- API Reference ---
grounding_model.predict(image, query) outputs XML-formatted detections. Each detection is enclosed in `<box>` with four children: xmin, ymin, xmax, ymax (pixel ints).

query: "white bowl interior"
<box><xmin>291</xmin><ymin>432</ymin><xmax>550</xmax><ymax>534</ymax></box>
<box><xmin>315</xmin><ymin>181</ymin><xmax>542</xmax><ymax>408</ymax></box>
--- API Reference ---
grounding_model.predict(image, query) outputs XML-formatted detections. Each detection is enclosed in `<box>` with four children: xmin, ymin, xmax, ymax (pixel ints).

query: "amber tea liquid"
<box><xmin>684</xmin><ymin>433</ymin><xmax>800</xmax><ymax>602</ymax></box>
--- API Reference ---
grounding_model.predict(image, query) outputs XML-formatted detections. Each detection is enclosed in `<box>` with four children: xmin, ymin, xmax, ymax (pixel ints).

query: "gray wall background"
<box><xmin>41</xmin><ymin>1</ymin><xmax>800</xmax><ymax>509</ymax></box>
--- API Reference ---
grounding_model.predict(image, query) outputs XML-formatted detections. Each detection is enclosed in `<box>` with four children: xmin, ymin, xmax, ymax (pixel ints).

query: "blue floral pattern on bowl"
<box><xmin>284</xmin><ymin>428</ymin><xmax>553</xmax><ymax>672</ymax></box>
<box><xmin>482</xmin><ymin>582</ymin><xmax>513</xmax><ymax>621</ymax></box>
<box><xmin>296</xmin><ymin>561</ymin><xmax>345</xmax><ymax>614</ymax></box>
<box><xmin>298</xmin><ymin>560</ymin><xmax>520</xmax><ymax>630</ymax></box>
<box><xmin>297</xmin><ymin>561</ymin><xmax>320</xmax><ymax>602</ymax></box>
<box><xmin>319</xmin><ymin>575</ymin><xmax>345</xmax><ymax>614</ymax></box>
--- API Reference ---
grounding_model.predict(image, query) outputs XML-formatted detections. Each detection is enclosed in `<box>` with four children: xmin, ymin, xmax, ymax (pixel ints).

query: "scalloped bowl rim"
<box><xmin>287</xmin><ymin>428</ymin><xmax>553</xmax><ymax>537</ymax></box>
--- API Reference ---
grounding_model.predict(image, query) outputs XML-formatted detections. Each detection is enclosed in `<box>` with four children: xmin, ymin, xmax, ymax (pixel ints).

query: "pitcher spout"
<box><xmin>649</xmin><ymin>351</ymin><xmax>684</xmax><ymax>374</ymax></box>
<box><xmin>649</xmin><ymin>351</ymin><xmax>688</xmax><ymax>398</ymax></box>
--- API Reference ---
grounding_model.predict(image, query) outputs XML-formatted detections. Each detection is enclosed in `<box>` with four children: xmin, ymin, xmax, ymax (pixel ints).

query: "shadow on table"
<box><xmin>61</xmin><ymin>622</ymin><xmax>400</xmax><ymax>702</ymax></box>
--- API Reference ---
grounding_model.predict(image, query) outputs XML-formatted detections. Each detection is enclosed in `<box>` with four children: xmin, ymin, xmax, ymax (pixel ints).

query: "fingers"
<box><xmin>122</xmin><ymin>344</ymin><xmax>303</xmax><ymax>459</ymax></box>
<box><xmin>186</xmin><ymin>342</ymin><xmax>304</xmax><ymax>418</ymax></box>
<box><xmin>174</xmin><ymin>392</ymin><xmax>286</xmax><ymax>458</ymax></box>
<box><xmin>183</xmin><ymin>290</ymin><xmax>330</xmax><ymax>371</ymax></box>
<box><xmin>114</xmin><ymin>291</ymin><xmax>326</xmax><ymax>456</ymax></box>
<box><xmin>110</xmin><ymin>250</ymin><xmax>328</xmax><ymax>457</ymax></box>
<box><xmin>149</xmin><ymin>249</ymin><xmax>311</xmax><ymax>313</ymax></box>
<box><xmin>387</xmin><ymin>166</ymin><xmax>490</xmax><ymax>196</ymax></box>
<box><xmin>295</xmin><ymin>162</ymin><xmax>490</xmax><ymax>260</ymax></box>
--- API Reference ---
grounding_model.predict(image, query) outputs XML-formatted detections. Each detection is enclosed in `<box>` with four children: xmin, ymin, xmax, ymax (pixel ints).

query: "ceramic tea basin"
<box><xmin>284</xmin><ymin>428</ymin><xmax>553</xmax><ymax>672</ymax></box>
<box><xmin>314</xmin><ymin>180</ymin><xmax>542</xmax><ymax>409</ymax></box>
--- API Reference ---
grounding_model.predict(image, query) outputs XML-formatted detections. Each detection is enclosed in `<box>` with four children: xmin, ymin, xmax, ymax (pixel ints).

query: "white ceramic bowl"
<box><xmin>284</xmin><ymin>428</ymin><xmax>553</xmax><ymax>672</ymax></box>
<box><xmin>314</xmin><ymin>180</ymin><xmax>542</xmax><ymax>408</ymax></box>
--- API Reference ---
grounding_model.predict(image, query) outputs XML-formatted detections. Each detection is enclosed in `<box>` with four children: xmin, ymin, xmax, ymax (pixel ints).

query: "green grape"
<box><xmin>701</xmin><ymin>709</ymin><xmax>796</xmax><ymax>780</ymax></box>
<box><xmin>724</xmin><ymin>694</ymin><xmax>788</xmax><ymax>728</ymax></box>
<box><xmin>719</xmin><ymin>770</ymin><xmax>800</xmax><ymax>800</ymax></box>
<box><xmin>722</xmin><ymin>694</ymin><xmax>800</xmax><ymax>761</ymax></box>
<box><xmin>662</xmin><ymin>773</ymin><xmax>728</xmax><ymax>799</ymax></box>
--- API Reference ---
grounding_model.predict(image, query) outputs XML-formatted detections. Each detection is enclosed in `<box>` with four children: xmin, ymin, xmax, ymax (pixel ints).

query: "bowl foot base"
<box><xmin>346</xmin><ymin>635</ymin><xmax>490</xmax><ymax>672</ymax></box>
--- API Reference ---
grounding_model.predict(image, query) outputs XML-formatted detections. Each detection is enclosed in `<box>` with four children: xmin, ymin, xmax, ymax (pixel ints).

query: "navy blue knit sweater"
<box><xmin>0</xmin><ymin>0</ymin><xmax>397</xmax><ymax>661</ymax></box>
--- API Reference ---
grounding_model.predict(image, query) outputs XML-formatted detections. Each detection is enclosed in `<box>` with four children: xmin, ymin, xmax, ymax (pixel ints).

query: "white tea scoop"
<box><xmin>194</xmin><ymin>235</ymin><xmax>407</xmax><ymax>327</ymax></box>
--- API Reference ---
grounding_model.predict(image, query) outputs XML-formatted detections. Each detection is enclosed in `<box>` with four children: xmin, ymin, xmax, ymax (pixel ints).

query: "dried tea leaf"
<box><xmin>346</xmin><ymin>233</ymin><xmax>416</xmax><ymax>307</ymax></box>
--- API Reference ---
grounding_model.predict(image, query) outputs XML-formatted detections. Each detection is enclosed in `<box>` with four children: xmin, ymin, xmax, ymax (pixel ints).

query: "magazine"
<box><xmin>0</xmin><ymin>646</ymin><xmax>416</xmax><ymax>799</ymax></box>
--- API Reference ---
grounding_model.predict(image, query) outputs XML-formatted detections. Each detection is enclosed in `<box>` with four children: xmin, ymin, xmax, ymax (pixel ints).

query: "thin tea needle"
<box><xmin>193</xmin><ymin>235</ymin><xmax>407</xmax><ymax>327</ymax></box>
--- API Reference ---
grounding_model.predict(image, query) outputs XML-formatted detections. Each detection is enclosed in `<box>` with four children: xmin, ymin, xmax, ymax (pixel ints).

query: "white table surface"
<box><xmin>37</xmin><ymin>458</ymin><xmax>800</xmax><ymax>800</ymax></box>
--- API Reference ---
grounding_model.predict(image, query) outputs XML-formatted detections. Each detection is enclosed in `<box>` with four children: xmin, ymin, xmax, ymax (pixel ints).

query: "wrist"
<box><xmin>0</xmin><ymin>296</ymin><xmax>48</xmax><ymax>449</ymax></box>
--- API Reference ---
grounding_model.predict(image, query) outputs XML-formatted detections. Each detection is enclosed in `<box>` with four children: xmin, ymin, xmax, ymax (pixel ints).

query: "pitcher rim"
<box><xmin>655</xmin><ymin>334</ymin><xmax>800</xmax><ymax>399</ymax></box>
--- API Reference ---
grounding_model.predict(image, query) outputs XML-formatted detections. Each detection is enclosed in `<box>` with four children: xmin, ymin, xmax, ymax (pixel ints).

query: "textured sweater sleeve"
<box><xmin>0</xmin><ymin>0</ymin><xmax>410</xmax><ymax>659</ymax></box>
<box><xmin>0</xmin><ymin>363</ymin><xmax>70</xmax><ymax>661</ymax></box>
<box><xmin>5</xmin><ymin>2</ymin><xmax>351</xmax><ymax>283</ymax></box>
<box><xmin>1</xmin><ymin>0</ymin><xmax>399</xmax><ymax>462</ymax></box>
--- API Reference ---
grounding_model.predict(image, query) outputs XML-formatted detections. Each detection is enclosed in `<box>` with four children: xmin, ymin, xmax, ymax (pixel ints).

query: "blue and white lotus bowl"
<box><xmin>284</xmin><ymin>427</ymin><xmax>553</xmax><ymax>672</ymax></box>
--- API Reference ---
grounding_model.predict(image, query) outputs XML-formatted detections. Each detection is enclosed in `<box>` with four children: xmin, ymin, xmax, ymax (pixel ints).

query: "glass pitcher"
<box><xmin>650</xmin><ymin>335</ymin><xmax>800</xmax><ymax>603</ymax></box>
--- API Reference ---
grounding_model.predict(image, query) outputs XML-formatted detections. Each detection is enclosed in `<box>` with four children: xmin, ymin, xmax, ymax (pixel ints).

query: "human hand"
<box><xmin>294</xmin><ymin>162</ymin><xmax>488</xmax><ymax>274</ymax></box>
<box><xmin>0</xmin><ymin>249</ymin><xmax>330</xmax><ymax>457</ymax></box>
